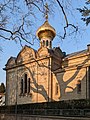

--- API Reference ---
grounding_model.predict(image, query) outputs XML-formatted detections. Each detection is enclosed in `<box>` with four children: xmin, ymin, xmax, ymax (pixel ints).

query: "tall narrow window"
<box><xmin>50</xmin><ymin>41</ymin><xmax>52</xmax><ymax>48</ymax></box>
<box><xmin>55</xmin><ymin>83</ymin><xmax>59</xmax><ymax>95</ymax></box>
<box><xmin>21</xmin><ymin>79</ymin><xmax>23</xmax><ymax>94</ymax></box>
<box><xmin>25</xmin><ymin>74</ymin><xmax>27</xmax><ymax>93</ymax></box>
<box><xmin>46</xmin><ymin>40</ymin><xmax>48</xmax><ymax>46</ymax></box>
<box><xmin>27</xmin><ymin>78</ymin><xmax>30</xmax><ymax>94</ymax></box>
<box><xmin>77</xmin><ymin>80</ymin><xmax>81</xmax><ymax>93</ymax></box>
<box><xmin>43</xmin><ymin>41</ymin><xmax>45</xmax><ymax>46</ymax></box>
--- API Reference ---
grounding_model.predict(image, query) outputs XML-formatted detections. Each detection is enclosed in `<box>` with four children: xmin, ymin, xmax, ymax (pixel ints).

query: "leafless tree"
<box><xmin>0</xmin><ymin>0</ymin><xmax>37</xmax><ymax>47</ymax></box>
<box><xmin>0</xmin><ymin>0</ymin><xmax>85</xmax><ymax>50</ymax></box>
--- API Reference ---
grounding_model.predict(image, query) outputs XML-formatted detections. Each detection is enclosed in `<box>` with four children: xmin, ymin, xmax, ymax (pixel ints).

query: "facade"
<box><xmin>4</xmin><ymin>18</ymin><xmax>90</xmax><ymax>105</ymax></box>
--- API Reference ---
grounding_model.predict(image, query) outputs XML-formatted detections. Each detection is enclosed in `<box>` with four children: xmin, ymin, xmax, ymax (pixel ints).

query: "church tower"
<box><xmin>36</xmin><ymin>3</ymin><xmax>56</xmax><ymax>49</ymax></box>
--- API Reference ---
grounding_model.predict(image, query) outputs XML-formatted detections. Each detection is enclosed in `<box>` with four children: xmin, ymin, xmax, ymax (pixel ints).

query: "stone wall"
<box><xmin>0</xmin><ymin>114</ymin><xmax>90</xmax><ymax>120</ymax></box>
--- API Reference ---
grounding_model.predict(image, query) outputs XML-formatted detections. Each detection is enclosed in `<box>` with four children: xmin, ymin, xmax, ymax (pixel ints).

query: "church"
<box><xmin>4</xmin><ymin>9</ymin><xmax>90</xmax><ymax>105</ymax></box>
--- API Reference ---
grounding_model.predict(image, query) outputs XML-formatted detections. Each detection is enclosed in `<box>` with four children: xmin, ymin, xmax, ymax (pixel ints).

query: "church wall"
<box><xmin>17</xmin><ymin>65</ymin><xmax>33</xmax><ymax>105</ymax></box>
<box><xmin>62</xmin><ymin>54</ymin><xmax>89</xmax><ymax>68</ymax></box>
<box><xmin>51</xmin><ymin>57</ymin><xmax>61</xmax><ymax>101</ymax></box>
<box><xmin>6</xmin><ymin>54</ymin><xmax>90</xmax><ymax>105</ymax></box>
<box><xmin>55</xmin><ymin>52</ymin><xmax>90</xmax><ymax>101</ymax></box>
<box><xmin>35</xmin><ymin>58</ymin><xmax>51</xmax><ymax>102</ymax></box>
<box><xmin>6</xmin><ymin>68</ymin><xmax>17</xmax><ymax>105</ymax></box>
<box><xmin>52</xmin><ymin>73</ymin><xmax>60</xmax><ymax>101</ymax></box>
<box><xmin>5</xmin><ymin>45</ymin><xmax>90</xmax><ymax>105</ymax></box>
<box><xmin>8</xmin><ymin>57</ymin><xmax>52</xmax><ymax>105</ymax></box>
<box><xmin>87</xmin><ymin>67</ymin><xmax>90</xmax><ymax>99</ymax></box>
<box><xmin>16</xmin><ymin>62</ymin><xmax>38</xmax><ymax>104</ymax></box>
<box><xmin>68</xmin><ymin>56</ymin><xmax>88</xmax><ymax>66</ymax></box>
<box><xmin>54</xmin><ymin>67</ymin><xmax>87</xmax><ymax>101</ymax></box>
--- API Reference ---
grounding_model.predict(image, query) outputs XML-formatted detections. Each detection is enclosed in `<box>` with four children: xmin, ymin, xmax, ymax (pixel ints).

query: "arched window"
<box><xmin>20</xmin><ymin>74</ymin><xmax>31</xmax><ymax>96</ymax></box>
<box><xmin>43</xmin><ymin>40</ymin><xmax>45</xmax><ymax>46</ymax></box>
<box><xmin>50</xmin><ymin>41</ymin><xmax>52</xmax><ymax>48</ymax></box>
<box><xmin>46</xmin><ymin>40</ymin><xmax>48</xmax><ymax>46</ymax></box>
<box><xmin>25</xmin><ymin>74</ymin><xmax>27</xmax><ymax>93</ymax></box>
<box><xmin>21</xmin><ymin>79</ymin><xmax>23</xmax><ymax>94</ymax></box>
<box><xmin>77</xmin><ymin>80</ymin><xmax>81</xmax><ymax>93</ymax></box>
<box><xmin>27</xmin><ymin>78</ymin><xmax>30</xmax><ymax>94</ymax></box>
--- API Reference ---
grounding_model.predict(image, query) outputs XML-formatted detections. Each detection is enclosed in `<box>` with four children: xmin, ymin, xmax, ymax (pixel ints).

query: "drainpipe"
<box><xmin>48</xmin><ymin>58</ymin><xmax>50</xmax><ymax>102</ymax></box>
<box><xmin>86</xmin><ymin>67</ymin><xmax>88</xmax><ymax>100</ymax></box>
<box><xmin>51</xmin><ymin>71</ymin><xmax>53</xmax><ymax>101</ymax></box>
<box><xmin>86</xmin><ymin>66</ymin><xmax>90</xmax><ymax>99</ymax></box>
<box><xmin>50</xmin><ymin>57</ymin><xmax>53</xmax><ymax>102</ymax></box>
<box><xmin>48</xmin><ymin>57</ymin><xmax>52</xmax><ymax>102</ymax></box>
<box><xmin>15</xmin><ymin>62</ymin><xmax>18</xmax><ymax>120</ymax></box>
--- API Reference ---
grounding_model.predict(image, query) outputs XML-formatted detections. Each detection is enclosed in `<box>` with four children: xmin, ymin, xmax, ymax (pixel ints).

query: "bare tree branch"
<box><xmin>25</xmin><ymin>0</ymin><xmax>44</xmax><ymax>13</ymax></box>
<box><xmin>0</xmin><ymin>0</ymin><xmax>84</xmax><ymax>48</ymax></box>
<box><xmin>55</xmin><ymin>0</ymin><xmax>78</xmax><ymax>39</ymax></box>
<box><xmin>55</xmin><ymin>0</ymin><xmax>68</xmax><ymax>26</ymax></box>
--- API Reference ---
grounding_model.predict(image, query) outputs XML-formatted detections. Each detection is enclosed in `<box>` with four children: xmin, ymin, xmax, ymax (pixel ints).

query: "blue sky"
<box><xmin>0</xmin><ymin>1</ymin><xmax>90</xmax><ymax>84</ymax></box>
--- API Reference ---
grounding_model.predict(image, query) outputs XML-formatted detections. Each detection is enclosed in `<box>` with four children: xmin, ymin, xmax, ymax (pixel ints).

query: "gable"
<box><xmin>37</xmin><ymin>47</ymin><xmax>49</xmax><ymax>58</ymax></box>
<box><xmin>6</xmin><ymin>57</ymin><xmax>16</xmax><ymax>67</ymax></box>
<box><xmin>16</xmin><ymin>46</ymin><xmax>36</xmax><ymax>64</ymax></box>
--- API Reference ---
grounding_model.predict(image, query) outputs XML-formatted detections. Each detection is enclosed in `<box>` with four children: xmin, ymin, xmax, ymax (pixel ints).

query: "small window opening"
<box><xmin>21</xmin><ymin>79</ymin><xmax>23</xmax><ymax>94</ymax></box>
<box><xmin>77</xmin><ymin>80</ymin><xmax>81</xmax><ymax>93</ymax></box>
<box><xmin>50</xmin><ymin>41</ymin><xmax>52</xmax><ymax>48</ymax></box>
<box><xmin>28</xmin><ymin>78</ymin><xmax>30</xmax><ymax>94</ymax></box>
<box><xmin>46</xmin><ymin>40</ymin><xmax>48</xmax><ymax>46</ymax></box>
<box><xmin>25</xmin><ymin>74</ymin><xmax>27</xmax><ymax>93</ymax></box>
<box><xmin>43</xmin><ymin>41</ymin><xmax>45</xmax><ymax>46</ymax></box>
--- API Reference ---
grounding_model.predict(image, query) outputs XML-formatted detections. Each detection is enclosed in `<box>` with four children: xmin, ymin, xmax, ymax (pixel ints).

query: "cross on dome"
<box><xmin>36</xmin><ymin>3</ymin><xmax>56</xmax><ymax>49</ymax></box>
<box><xmin>45</xmin><ymin>3</ymin><xmax>49</xmax><ymax>21</ymax></box>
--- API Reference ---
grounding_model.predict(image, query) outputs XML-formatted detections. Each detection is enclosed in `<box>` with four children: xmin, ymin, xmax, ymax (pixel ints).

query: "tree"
<box><xmin>78</xmin><ymin>0</ymin><xmax>90</xmax><ymax>25</ymax></box>
<box><xmin>0</xmin><ymin>0</ymin><xmax>79</xmax><ymax>49</ymax></box>
<box><xmin>0</xmin><ymin>83</ymin><xmax>5</xmax><ymax>93</ymax></box>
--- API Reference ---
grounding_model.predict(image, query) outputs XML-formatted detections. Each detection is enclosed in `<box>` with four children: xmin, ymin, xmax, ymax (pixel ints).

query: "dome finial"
<box><xmin>36</xmin><ymin>2</ymin><xmax>56</xmax><ymax>49</ymax></box>
<box><xmin>45</xmin><ymin>3</ymin><xmax>49</xmax><ymax>21</ymax></box>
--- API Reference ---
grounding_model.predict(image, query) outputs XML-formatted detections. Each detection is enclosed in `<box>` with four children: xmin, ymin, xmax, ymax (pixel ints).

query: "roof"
<box><xmin>64</xmin><ymin>49</ymin><xmax>87</xmax><ymax>60</ymax></box>
<box><xmin>49</xmin><ymin>47</ymin><xmax>64</xmax><ymax>58</ymax></box>
<box><xmin>36</xmin><ymin>21</ymin><xmax>56</xmax><ymax>38</ymax></box>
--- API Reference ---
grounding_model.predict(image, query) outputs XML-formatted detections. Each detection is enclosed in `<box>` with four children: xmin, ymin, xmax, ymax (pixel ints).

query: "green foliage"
<box><xmin>0</xmin><ymin>83</ymin><xmax>5</xmax><ymax>93</ymax></box>
<box><xmin>78</xmin><ymin>0</ymin><xmax>90</xmax><ymax>25</ymax></box>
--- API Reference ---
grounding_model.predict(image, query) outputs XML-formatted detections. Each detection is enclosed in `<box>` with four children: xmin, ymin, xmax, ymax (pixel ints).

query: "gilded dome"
<box><xmin>36</xmin><ymin>20</ymin><xmax>56</xmax><ymax>40</ymax></box>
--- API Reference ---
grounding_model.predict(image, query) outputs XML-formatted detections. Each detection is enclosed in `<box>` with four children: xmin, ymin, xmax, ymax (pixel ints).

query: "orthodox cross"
<box><xmin>45</xmin><ymin>3</ymin><xmax>49</xmax><ymax>21</ymax></box>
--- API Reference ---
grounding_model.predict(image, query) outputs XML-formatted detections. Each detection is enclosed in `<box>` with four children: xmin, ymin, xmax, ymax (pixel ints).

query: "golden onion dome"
<box><xmin>36</xmin><ymin>20</ymin><xmax>56</xmax><ymax>40</ymax></box>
